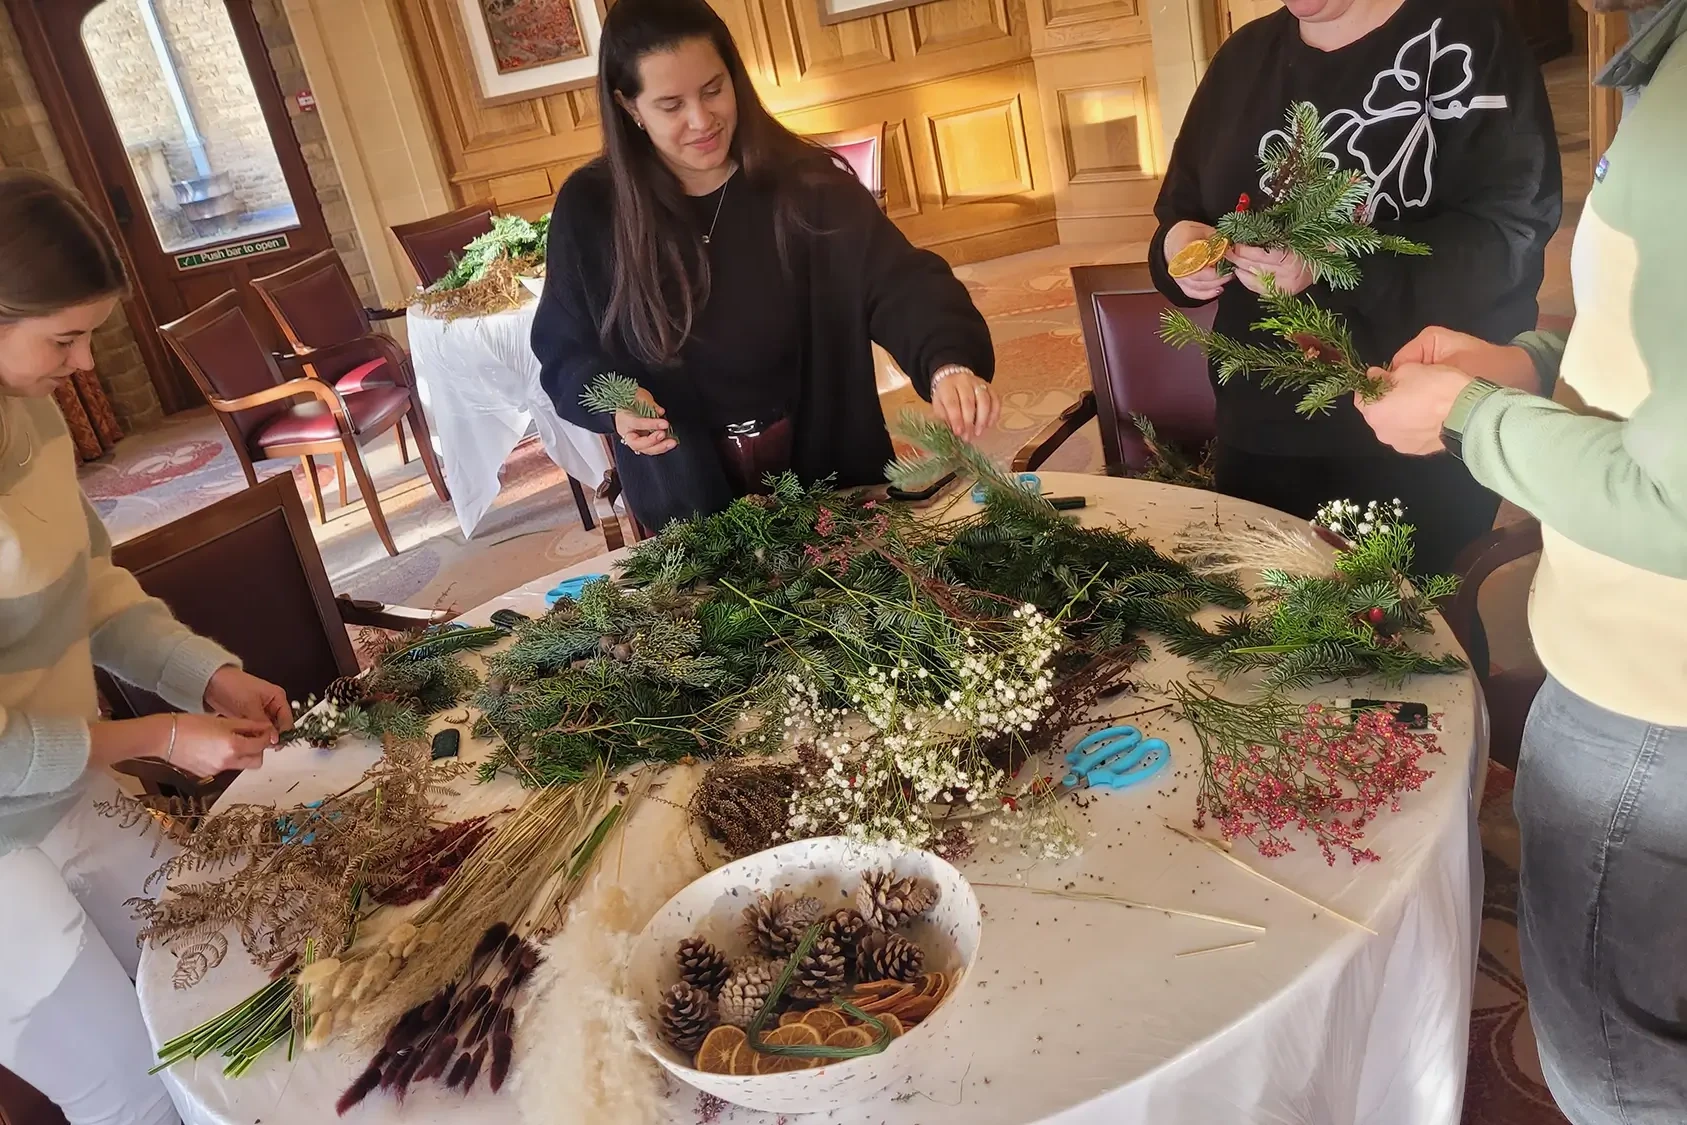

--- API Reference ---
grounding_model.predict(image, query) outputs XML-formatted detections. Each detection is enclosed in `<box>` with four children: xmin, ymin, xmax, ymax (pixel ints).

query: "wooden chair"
<box><xmin>100</xmin><ymin>474</ymin><xmax>440</xmax><ymax>804</ymax></box>
<box><xmin>1443</xmin><ymin>518</ymin><xmax>1547</xmax><ymax>771</ymax></box>
<box><xmin>0</xmin><ymin>1065</ymin><xmax>66</xmax><ymax>1125</ymax></box>
<box><xmin>810</xmin><ymin>123</ymin><xmax>887</xmax><ymax>210</ymax></box>
<box><xmin>158</xmin><ymin>291</ymin><xmax>448</xmax><ymax>557</ymax></box>
<box><xmin>1015</xmin><ymin>263</ymin><xmax>1217</xmax><ymax>474</ymax></box>
<box><xmin>391</xmin><ymin>205</ymin><xmax>497</xmax><ymax>289</ymax></box>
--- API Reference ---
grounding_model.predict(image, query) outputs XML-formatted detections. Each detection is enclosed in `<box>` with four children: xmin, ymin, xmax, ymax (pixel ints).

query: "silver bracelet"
<box><xmin>164</xmin><ymin>714</ymin><xmax>179</xmax><ymax>764</ymax></box>
<box><xmin>930</xmin><ymin>365</ymin><xmax>973</xmax><ymax>392</ymax></box>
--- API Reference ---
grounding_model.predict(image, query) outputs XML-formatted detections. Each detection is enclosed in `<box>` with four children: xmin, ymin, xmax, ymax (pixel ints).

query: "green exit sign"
<box><xmin>174</xmin><ymin>234</ymin><xmax>291</xmax><ymax>271</ymax></box>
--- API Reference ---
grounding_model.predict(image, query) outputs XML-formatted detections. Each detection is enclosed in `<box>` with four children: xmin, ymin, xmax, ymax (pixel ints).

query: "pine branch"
<box><xmin>1161</xmin><ymin>279</ymin><xmax>1388</xmax><ymax>416</ymax></box>
<box><xmin>888</xmin><ymin>410</ymin><xmax>1056</xmax><ymax>523</ymax></box>
<box><xmin>580</xmin><ymin>372</ymin><xmax>659</xmax><ymax>418</ymax></box>
<box><xmin>1210</xmin><ymin>101</ymin><xmax>1429</xmax><ymax>290</ymax></box>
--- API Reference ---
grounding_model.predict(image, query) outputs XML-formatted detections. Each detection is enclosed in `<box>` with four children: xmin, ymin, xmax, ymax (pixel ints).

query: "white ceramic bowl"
<box><xmin>627</xmin><ymin>837</ymin><xmax>981</xmax><ymax>1113</ymax></box>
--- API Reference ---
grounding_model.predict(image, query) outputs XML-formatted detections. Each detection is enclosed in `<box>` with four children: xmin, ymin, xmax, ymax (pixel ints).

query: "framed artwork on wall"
<box><xmin>815</xmin><ymin>0</ymin><xmax>933</xmax><ymax>26</ymax></box>
<box><xmin>454</xmin><ymin>0</ymin><xmax>607</xmax><ymax>104</ymax></box>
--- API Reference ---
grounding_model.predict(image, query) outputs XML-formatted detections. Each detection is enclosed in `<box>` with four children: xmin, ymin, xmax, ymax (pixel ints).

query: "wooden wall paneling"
<box><xmin>1024</xmin><ymin>0</ymin><xmax>1159</xmax><ymax>243</ymax></box>
<box><xmin>398</xmin><ymin>0</ymin><xmax>1057</xmax><ymax>260</ymax></box>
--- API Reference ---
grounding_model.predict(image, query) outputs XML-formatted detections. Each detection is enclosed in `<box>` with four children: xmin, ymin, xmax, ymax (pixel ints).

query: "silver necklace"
<box><xmin>701</xmin><ymin>168</ymin><xmax>737</xmax><ymax>245</ymax></box>
<box><xmin>0</xmin><ymin>400</ymin><xmax>32</xmax><ymax>468</ymax></box>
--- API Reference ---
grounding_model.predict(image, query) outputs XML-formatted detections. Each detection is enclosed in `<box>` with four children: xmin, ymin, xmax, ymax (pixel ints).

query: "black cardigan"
<box><xmin>533</xmin><ymin>159</ymin><xmax>994</xmax><ymax>529</ymax></box>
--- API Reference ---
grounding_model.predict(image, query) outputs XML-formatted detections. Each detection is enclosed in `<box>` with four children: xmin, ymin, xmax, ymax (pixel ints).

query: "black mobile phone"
<box><xmin>1347</xmin><ymin>699</ymin><xmax>1430</xmax><ymax>730</ymax></box>
<box><xmin>886</xmin><ymin>473</ymin><xmax>956</xmax><ymax>503</ymax></box>
<box><xmin>1046</xmin><ymin>495</ymin><xmax>1087</xmax><ymax>511</ymax></box>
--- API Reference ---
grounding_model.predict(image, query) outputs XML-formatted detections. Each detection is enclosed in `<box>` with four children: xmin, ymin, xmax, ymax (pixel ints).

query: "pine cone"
<box><xmin>674</xmin><ymin>936</ymin><xmax>730</xmax><ymax>996</ymax></box>
<box><xmin>324</xmin><ymin>675</ymin><xmax>365</xmax><ymax>709</ymax></box>
<box><xmin>740</xmin><ymin>890</ymin><xmax>823</xmax><ymax>958</ymax></box>
<box><xmin>822</xmin><ymin>907</ymin><xmax>868</xmax><ymax>958</ymax></box>
<box><xmin>855</xmin><ymin>870</ymin><xmax>940</xmax><ymax>931</ymax></box>
<box><xmin>716</xmin><ymin>958</ymin><xmax>781</xmax><ymax>1028</ymax></box>
<box><xmin>788</xmin><ymin>934</ymin><xmax>847</xmax><ymax>1003</ymax></box>
<box><xmin>856</xmin><ymin>931</ymin><xmax>924</xmax><ymax>984</ymax></box>
<box><xmin>658</xmin><ymin>982</ymin><xmax>716</xmax><ymax>1052</ymax></box>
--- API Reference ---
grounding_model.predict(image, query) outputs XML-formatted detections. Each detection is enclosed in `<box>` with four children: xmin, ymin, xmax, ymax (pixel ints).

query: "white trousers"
<box><xmin>0</xmin><ymin>775</ymin><xmax>181</xmax><ymax>1125</ymax></box>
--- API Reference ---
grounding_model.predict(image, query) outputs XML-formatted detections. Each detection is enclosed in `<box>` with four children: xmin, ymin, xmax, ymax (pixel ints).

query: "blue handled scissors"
<box><xmin>545</xmin><ymin>573</ymin><xmax>609</xmax><ymax>607</ymax></box>
<box><xmin>973</xmin><ymin>473</ymin><xmax>1041</xmax><ymax>504</ymax></box>
<box><xmin>1061</xmin><ymin>726</ymin><xmax>1170</xmax><ymax>791</ymax></box>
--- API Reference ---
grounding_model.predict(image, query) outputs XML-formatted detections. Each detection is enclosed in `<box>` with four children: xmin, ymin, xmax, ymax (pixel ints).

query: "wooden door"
<box><xmin>1222</xmin><ymin>0</ymin><xmax>1282</xmax><ymax>38</ymax></box>
<box><xmin>16</xmin><ymin>0</ymin><xmax>335</xmax><ymax>412</ymax></box>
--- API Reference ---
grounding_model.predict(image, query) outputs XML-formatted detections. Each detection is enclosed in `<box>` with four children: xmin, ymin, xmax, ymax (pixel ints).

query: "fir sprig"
<box><xmin>581</xmin><ymin>372</ymin><xmax>660</xmax><ymax>419</ymax></box>
<box><xmin>887</xmin><ymin>409</ymin><xmax>1056</xmax><ymax>523</ymax></box>
<box><xmin>430</xmin><ymin>213</ymin><xmax>550</xmax><ymax>293</ymax></box>
<box><xmin>1165</xmin><ymin>501</ymin><xmax>1464</xmax><ymax>690</ymax></box>
<box><xmin>1162</xmin><ymin>276</ymin><xmax>1388</xmax><ymax>416</ymax></box>
<box><xmin>1214</xmin><ymin>102</ymin><xmax>1429</xmax><ymax>289</ymax></box>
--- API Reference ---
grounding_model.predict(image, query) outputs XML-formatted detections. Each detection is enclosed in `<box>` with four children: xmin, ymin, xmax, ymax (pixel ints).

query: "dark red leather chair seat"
<box><xmin>256</xmin><ymin>386</ymin><xmax>409</xmax><ymax>449</ymax></box>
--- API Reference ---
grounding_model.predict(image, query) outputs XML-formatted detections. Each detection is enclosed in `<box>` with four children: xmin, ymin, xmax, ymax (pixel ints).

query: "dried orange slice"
<box><xmin>801</xmin><ymin>1008</ymin><xmax>848</xmax><ymax>1037</ymax></box>
<box><xmin>1203</xmin><ymin>235</ymin><xmax>1232</xmax><ymax>268</ymax></box>
<box><xmin>753</xmin><ymin>1023</ymin><xmax>823</xmax><ymax>1074</ymax></box>
<box><xmin>848</xmin><ymin>979</ymin><xmax>904</xmax><ymax>1002</ymax></box>
<box><xmin>728</xmin><ymin>1041</ymin><xmax>759</xmax><ymax>1076</ymax></box>
<box><xmin>778</xmin><ymin>1010</ymin><xmax>808</xmax><ymax>1028</ymax></box>
<box><xmin>874</xmin><ymin>1012</ymin><xmax>905</xmax><ymax>1038</ymax></box>
<box><xmin>893</xmin><ymin>993</ymin><xmax>941</xmax><ymax>1025</ymax></box>
<box><xmin>694</xmin><ymin>1025</ymin><xmax>746</xmax><ymax>1074</ymax></box>
<box><xmin>824</xmin><ymin>1026</ymin><xmax>875</xmax><ymax>1050</ymax></box>
<box><xmin>857</xmin><ymin>984</ymin><xmax>916</xmax><ymax>1014</ymax></box>
<box><xmin>918</xmin><ymin>972</ymin><xmax>948</xmax><ymax>999</ymax></box>
<box><xmin>1167</xmin><ymin>238</ymin><xmax>1214</xmax><ymax>279</ymax></box>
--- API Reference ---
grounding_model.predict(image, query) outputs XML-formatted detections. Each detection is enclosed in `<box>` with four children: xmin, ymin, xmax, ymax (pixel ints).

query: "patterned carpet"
<box><xmin>79</xmin><ymin>54</ymin><xmax>1595</xmax><ymax>1119</ymax></box>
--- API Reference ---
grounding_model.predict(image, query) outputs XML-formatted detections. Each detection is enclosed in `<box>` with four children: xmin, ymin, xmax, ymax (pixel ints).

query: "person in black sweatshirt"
<box><xmin>534</xmin><ymin>0</ymin><xmax>996</xmax><ymax>532</ymax></box>
<box><xmin>1149</xmin><ymin>0</ymin><xmax>1562</xmax><ymax>578</ymax></box>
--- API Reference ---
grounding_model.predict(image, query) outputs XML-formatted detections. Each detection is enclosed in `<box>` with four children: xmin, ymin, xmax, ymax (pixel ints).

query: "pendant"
<box><xmin>703</xmin><ymin>235</ymin><xmax>711</xmax><ymax>244</ymax></box>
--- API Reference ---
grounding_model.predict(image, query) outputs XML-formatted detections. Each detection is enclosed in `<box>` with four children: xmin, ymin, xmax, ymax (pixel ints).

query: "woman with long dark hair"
<box><xmin>534</xmin><ymin>0</ymin><xmax>997</xmax><ymax>531</ymax></box>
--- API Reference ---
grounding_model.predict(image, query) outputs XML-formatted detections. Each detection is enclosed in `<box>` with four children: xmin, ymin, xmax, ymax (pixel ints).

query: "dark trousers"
<box><xmin>1213</xmin><ymin>444</ymin><xmax>1498</xmax><ymax>670</ymax></box>
<box><xmin>1515</xmin><ymin>677</ymin><xmax>1687</xmax><ymax>1123</ymax></box>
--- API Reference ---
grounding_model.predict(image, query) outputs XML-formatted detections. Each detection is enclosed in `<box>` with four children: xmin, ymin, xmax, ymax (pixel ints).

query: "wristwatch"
<box><xmin>1440</xmin><ymin>378</ymin><xmax>1505</xmax><ymax>462</ymax></box>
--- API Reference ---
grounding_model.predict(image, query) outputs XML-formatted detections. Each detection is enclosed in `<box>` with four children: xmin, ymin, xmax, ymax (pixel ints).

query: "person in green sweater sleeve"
<box><xmin>0</xmin><ymin>171</ymin><xmax>295</xmax><ymax>1125</ymax></box>
<box><xmin>1354</xmin><ymin>5</ymin><xmax>1687</xmax><ymax>1120</ymax></box>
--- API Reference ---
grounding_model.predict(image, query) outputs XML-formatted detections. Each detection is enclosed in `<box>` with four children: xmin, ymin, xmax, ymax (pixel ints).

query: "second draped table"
<box><xmin>406</xmin><ymin>300</ymin><xmax>611</xmax><ymax>538</ymax></box>
<box><xmin>138</xmin><ymin>474</ymin><xmax>1485</xmax><ymax>1125</ymax></box>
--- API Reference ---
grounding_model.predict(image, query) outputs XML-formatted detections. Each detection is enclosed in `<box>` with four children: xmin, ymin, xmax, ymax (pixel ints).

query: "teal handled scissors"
<box><xmin>1061</xmin><ymin>726</ymin><xmax>1170</xmax><ymax>791</ymax></box>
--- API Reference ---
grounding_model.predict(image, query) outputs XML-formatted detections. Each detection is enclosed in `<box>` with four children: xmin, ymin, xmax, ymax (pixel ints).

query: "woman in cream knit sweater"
<box><xmin>0</xmin><ymin>170</ymin><xmax>293</xmax><ymax>1124</ymax></box>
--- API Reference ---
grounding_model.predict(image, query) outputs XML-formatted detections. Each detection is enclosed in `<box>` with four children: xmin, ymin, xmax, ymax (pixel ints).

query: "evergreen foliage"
<box><xmin>1130</xmin><ymin>415</ymin><xmax>1214</xmax><ymax>489</ymax></box>
<box><xmin>1161</xmin><ymin>276</ymin><xmax>1389</xmax><ymax>416</ymax></box>
<box><xmin>1164</xmin><ymin>503</ymin><xmax>1464</xmax><ymax>690</ymax></box>
<box><xmin>1213</xmin><ymin>102</ymin><xmax>1428</xmax><ymax>289</ymax></box>
<box><xmin>430</xmin><ymin>214</ymin><xmax>550</xmax><ymax>293</ymax></box>
<box><xmin>580</xmin><ymin>372</ymin><xmax>661</xmax><ymax>419</ymax></box>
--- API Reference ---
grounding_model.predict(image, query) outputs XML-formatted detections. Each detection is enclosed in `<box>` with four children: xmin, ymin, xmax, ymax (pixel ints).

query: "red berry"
<box><xmin>1236</xmin><ymin>193</ymin><xmax>1252</xmax><ymax>212</ymax></box>
<box><xmin>1365</xmin><ymin>607</ymin><xmax>1387</xmax><ymax>626</ymax></box>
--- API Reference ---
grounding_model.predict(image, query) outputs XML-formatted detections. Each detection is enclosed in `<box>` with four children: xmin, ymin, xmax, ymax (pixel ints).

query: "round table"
<box><xmin>139</xmin><ymin>473</ymin><xmax>1484</xmax><ymax>1125</ymax></box>
<box><xmin>406</xmin><ymin>302</ymin><xmax>611</xmax><ymax>539</ymax></box>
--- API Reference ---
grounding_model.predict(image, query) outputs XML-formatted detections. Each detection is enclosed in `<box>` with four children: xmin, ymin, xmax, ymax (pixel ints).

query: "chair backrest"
<box><xmin>250</xmin><ymin>250</ymin><xmax>372</xmax><ymax>381</ymax></box>
<box><xmin>392</xmin><ymin>205</ymin><xmax>497</xmax><ymax>289</ymax></box>
<box><xmin>158</xmin><ymin>291</ymin><xmax>290</xmax><ymax>452</ymax></box>
<box><xmin>97</xmin><ymin>474</ymin><xmax>360</xmax><ymax>722</ymax></box>
<box><xmin>0</xmin><ymin>1063</ymin><xmax>66</xmax><ymax>1125</ymax></box>
<box><xmin>1071</xmin><ymin>263</ymin><xmax>1217</xmax><ymax>474</ymax></box>
<box><xmin>810</xmin><ymin>124</ymin><xmax>886</xmax><ymax>208</ymax></box>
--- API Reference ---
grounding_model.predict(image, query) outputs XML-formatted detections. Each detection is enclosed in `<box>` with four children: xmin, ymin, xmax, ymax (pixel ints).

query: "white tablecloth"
<box><xmin>406</xmin><ymin>303</ymin><xmax>610</xmax><ymax>538</ymax></box>
<box><xmin>139</xmin><ymin>474</ymin><xmax>1485</xmax><ymax>1125</ymax></box>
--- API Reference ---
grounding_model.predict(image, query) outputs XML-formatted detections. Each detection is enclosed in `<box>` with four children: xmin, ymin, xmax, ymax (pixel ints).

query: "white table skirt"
<box><xmin>406</xmin><ymin>303</ymin><xmax>610</xmax><ymax>538</ymax></box>
<box><xmin>139</xmin><ymin>474</ymin><xmax>1484</xmax><ymax>1125</ymax></box>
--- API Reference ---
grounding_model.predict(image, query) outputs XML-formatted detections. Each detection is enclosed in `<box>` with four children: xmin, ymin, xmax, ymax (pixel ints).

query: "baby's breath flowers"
<box><xmin>1314</xmin><ymin>498</ymin><xmax>1404</xmax><ymax>543</ymax></box>
<box><xmin>784</xmin><ymin>604</ymin><xmax>1078</xmax><ymax>860</ymax></box>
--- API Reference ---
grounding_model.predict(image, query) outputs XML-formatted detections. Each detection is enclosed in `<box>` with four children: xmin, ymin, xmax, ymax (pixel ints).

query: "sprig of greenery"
<box><xmin>1214</xmin><ymin>102</ymin><xmax>1429</xmax><ymax>289</ymax></box>
<box><xmin>581</xmin><ymin>371</ymin><xmax>660</xmax><ymax>418</ymax></box>
<box><xmin>1130</xmin><ymin>415</ymin><xmax>1214</xmax><ymax>489</ymax></box>
<box><xmin>430</xmin><ymin>213</ymin><xmax>550</xmax><ymax>293</ymax></box>
<box><xmin>1161</xmin><ymin>276</ymin><xmax>1388</xmax><ymax>416</ymax></box>
<box><xmin>887</xmin><ymin>409</ymin><xmax>1056</xmax><ymax>523</ymax></box>
<box><xmin>1164</xmin><ymin>505</ymin><xmax>1464</xmax><ymax>690</ymax></box>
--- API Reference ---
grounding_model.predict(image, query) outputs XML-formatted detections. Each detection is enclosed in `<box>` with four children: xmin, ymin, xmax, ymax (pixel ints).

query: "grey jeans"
<box><xmin>1514</xmin><ymin>676</ymin><xmax>1687</xmax><ymax>1123</ymax></box>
